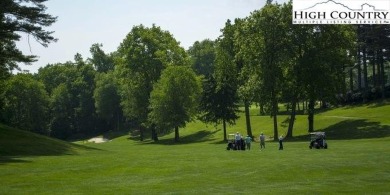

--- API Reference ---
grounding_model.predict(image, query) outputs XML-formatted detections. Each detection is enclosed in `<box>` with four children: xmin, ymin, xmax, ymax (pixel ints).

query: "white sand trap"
<box><xmin>87</xmin><ymin>137</ymin><xmax>109</xmax><ymax>143</ymax></box>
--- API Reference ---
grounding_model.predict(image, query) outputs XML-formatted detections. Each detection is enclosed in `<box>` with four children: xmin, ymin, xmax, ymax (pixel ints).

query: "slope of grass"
<box><xmin>0</xmin><ymin>124</ymin><xmax>95</xmax><ymax>164</ymax></box>
<box><xmin>0</xmin><ymin>100</ymin><xmax>389</xmax><ymax>194</ymax></box>
<box><xmin>172</xmin><ymin>100</ymin><xmax>390</xmax><ymax>142</ymax></box>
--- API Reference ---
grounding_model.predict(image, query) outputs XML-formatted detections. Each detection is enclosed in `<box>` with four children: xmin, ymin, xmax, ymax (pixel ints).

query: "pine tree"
<box><xmin>0</xmin><ymin>0</ymin><xmax>57</xmax><ymax>78</ymax></box>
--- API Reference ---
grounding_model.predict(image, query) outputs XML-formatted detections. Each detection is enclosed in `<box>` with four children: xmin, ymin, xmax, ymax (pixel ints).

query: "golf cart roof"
<box><xmin>309</xmin><ymin>132</ymin><xmax>326</xmax><ymax>135</ymax></box>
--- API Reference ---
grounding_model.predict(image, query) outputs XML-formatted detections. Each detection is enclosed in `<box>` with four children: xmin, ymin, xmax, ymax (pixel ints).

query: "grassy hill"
<box><xmin>158</xmin><ymin>99</ymin><xmax>390</xmax><ymax>143</ymax></box>
<box><xmin>0</xmin><ymin>100</ymin><xmax>389</xmax><ymax>194</ymax></box>
<box><xmin>0</xmin><ymin>124</ymin><xmax>95</xmax><ymax>164</ymax></box>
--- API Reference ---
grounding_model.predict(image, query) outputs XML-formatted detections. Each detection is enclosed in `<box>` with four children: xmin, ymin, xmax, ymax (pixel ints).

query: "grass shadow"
<box><xmin>0</xmin><ymin>157</ymin><xmax>32</xmax><ymax>164</ymax></box>
<box><xmin>322</xmin><ymin>119</ymin><xmax>390</xmax><ymax>140</ymax></box>
<box><xmin>366</xmin><ymin>99</ymin><xmax>390</xmax><ymax>108</ymax></box>
<box><xmin>142</xmin><ymin>130</ymin><xmax>220</xmax><ymax>145</ymax></box>
<box><xmin>0</xmin><ymin>124</ymin><xmax>101</xmax><ymax>164</ymax></box>
<box><xmin>289</xmin><ymin>119</ymin><xmax>390</xmax><ymax>141</ymax></box>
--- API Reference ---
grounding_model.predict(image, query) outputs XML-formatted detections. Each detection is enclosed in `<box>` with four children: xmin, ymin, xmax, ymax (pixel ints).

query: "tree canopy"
<box><xmin>148</xmin><ymin>66</ymin><xmax>202</xmax><ymax>141</ymax></box>
<box><xmin>0</xmin><ymin>0</ymin><xmax>57</xmax><ymax>78</ymax></box>
<box><xmin>115</xmin><ymin>24</ymin><xmax>189</xmax><ymax>140</ymax></box>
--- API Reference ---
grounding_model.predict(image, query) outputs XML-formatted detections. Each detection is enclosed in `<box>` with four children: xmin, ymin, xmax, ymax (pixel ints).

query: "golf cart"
<box><xmin>226</xmin><ymin>134</ymin><xmax>236</xmax><ymax>150</ymax></box>
<box><xmin>309</xmin><ymin>132</ymin><xmax>328</xmax><ymax>149</ymax></box>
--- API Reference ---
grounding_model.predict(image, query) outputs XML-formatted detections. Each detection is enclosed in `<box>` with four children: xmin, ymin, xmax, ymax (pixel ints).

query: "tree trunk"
<box><xmin>244</xmin><ymin>100</ymin><xmax>252</xmax><ymax>137</ymax></box>
<box><xmin>286</xmin><ymin>98</ymin><xmax>296</xmax><ymax>138</ymax></box>
<box><xmin>363</xmin><ymin>47</ymin><xmax>368</xmax><ymax>102</ymax></box>
<box><xmin>349</xmin><ymin>68</ymin><xmax>354</xmax><ymax>92</ymax></box>
<box><xmin>273</xmin><ymin>112</ymin><xmax>278</xmax><ymax>141</ymax></box>
<box><xmin>116</xmin><ymin>112</ymin><xmax>120</xmax><ymax>131</ymax></box>
<box><xmin>272</xmin><ymin>92</ymin><xmax>278</xmax><ymax>141</ymax></box>
<box><xmin>297</xmin><ymin>101</ymin><xmax>300</xmax><ymax>111</ymax></box>
<box><xmin>174</xmin><ymin>126</ymin><xmax>179</xmax><ymax>142</ymax></box>
<box><xmin>321</xmin><ymin>100</ymin><xmax>327</xmax><ymax>109</ymax></box>
<box><xmin>380</xmin><ymin>50</ymin><xmax>386</xmax><ymax>99</ymax></box>
<box><xmin>357</xmin><ymin>47</ymin><xmax>362</xmax><ymax>90</ymax></box>
<box><xmin>308</xmin><ymin>99</ymin><xmax>315</xmax><ymax>132</ymax></box>
<box><xmin>260</xmin><ymin>104</ymin><xmax>265</xmax><ymax>115</ymax></box>
<box><xmin>139</xmin><ymin>125</ymin><xmax>144</xmax><ymax>141</ymax></box>
<box><xmin>373</xmin><ymin>52</ymin><xmax>377</xmax><ymax>87</ymax></box>
<box><xmin>151</xmin><ymin>125</ymin><xmax>158</xmax><ymax>141</ymax></box>
<box><xmin>223</xmin><ymin>119</ymin><xmax>227</xmax><ymax>141</ymax></box>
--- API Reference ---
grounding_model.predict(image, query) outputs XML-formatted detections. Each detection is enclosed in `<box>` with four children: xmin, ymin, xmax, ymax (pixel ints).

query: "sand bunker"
<box><xmin>87</xmin><ymin>137</ymin><xmax>109</xmax><ymax>143</ymax></box>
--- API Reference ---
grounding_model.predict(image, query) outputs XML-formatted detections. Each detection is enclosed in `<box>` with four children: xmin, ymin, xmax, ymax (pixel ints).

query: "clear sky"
<box><xmin>16</xmin><ymin>0</ymin><xmax>271</xmax><ymax>73</ymax></box>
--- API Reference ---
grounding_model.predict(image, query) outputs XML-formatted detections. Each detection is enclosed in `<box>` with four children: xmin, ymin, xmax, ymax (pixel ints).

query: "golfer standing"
<box><xmin>279</xmin><ymin>135</ymin><xmax>284</xmax><ymax>150</ymax></box>
<box><xmin>259</xmin><ymin>133</ymin><xmax>265</xmax><ymax>149</ymax></box>
<box><xmin>235</xmin><ymin>132</ymin><xmax>241</xmax><ymax>150</ymax></box>
<box><xmin>245</xmin><ymin>135</ymin><xmax>252</xmax><ymax>150</ymax></box>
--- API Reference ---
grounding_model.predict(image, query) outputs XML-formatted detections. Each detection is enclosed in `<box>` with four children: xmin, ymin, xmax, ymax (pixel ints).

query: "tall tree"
<box><xmin>37</xmin><ymin>55</ymin><xmax>98</xmax><ymax>139</ymax></box>
<box><xmin>2</xmin><ymin>73</ymin><xmax>50</xmax><ymax>134</ymax></box>
<box><xmin>214</xmin><ymin>19</ymin><xmax>241</xmax><ymax>140</ymax></box>
<box><xmin>49</xmin><ymin>83</ymin><xmax>73</xmax><ymax>139</ymax></box>
<box><xmin>301</xmin><ymin>25</ymin><xmax>355</xmax><ymax>132</ymax></box>
<box><xmin>116</xmin><ymin>24</ymin><xmax>188</xmax><ymax>141</ymax></box>
<box><xmin>93</xmin><ymin>71</ymin><xmax>121</xmax><ymax>131</ymax></box>
<box><xmin>148</xmin><ymin>66</ymin><xmax>202</xmax><ymax>142</ymax></box>
<box><xmin>187</xmin><ymin>39</ymin><xmax>216</xmax><ymax>77</ymax></box>
<box><xmin>247</xmin><ymin>3</ymin><xmax>287</xmax><ymax>140</ymax></box>
<box><xmin>0</xmin><ymin>0</ymin><xmax>57</xmax><ymax>78</ymax></box>
<box><xmin>198</xmin><ymin>76</ymin><xmax>239</xmax><ymax>141</ymax></box>
<box><xmin>72</xmin><ymin>54</ymin><xmax>97</xmax><ymax>135</ymax></box>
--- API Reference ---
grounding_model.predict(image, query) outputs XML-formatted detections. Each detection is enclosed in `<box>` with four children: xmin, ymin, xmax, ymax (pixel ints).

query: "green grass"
<box><xmin>0</xmin><ymin>100</ymin><xmax>389</xmax><ymax>194</ymax></box>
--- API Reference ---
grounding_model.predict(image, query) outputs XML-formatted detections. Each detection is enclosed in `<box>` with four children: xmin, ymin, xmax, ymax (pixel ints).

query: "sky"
<box><xmin>16</xmin><ymin>0</ymin><xmax>272</xmax><ymax>73</ymax></box>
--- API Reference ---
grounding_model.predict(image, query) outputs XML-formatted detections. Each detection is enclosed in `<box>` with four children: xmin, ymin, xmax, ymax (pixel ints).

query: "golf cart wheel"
<box><xmin>309</xmin><ymin>145</ymin><xmax>312</xmax><ymax>149</ymax></box>
<box><xmin>324</xmin><ymin>144</ymin><xmax>328</xmax><ymax>149</ymax></box>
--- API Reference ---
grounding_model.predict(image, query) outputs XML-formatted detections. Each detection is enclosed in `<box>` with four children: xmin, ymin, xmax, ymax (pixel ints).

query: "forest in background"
<box><xmin>1</xmin><ymin>1</ymin><xmax>389</xmax><ymax>141</ymax></box>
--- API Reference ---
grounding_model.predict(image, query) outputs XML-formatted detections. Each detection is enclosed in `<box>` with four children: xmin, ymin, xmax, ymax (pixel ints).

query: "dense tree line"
<box><xmin>1</xmin><ymin>0</ymin><xmax>389</xmax><ymax>141</ymax></box>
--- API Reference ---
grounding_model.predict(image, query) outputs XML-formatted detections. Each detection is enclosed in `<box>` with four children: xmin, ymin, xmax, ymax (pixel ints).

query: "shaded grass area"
<box><xmin>323</xmin><ymin>119</ymin><xmax>390</xmax><ymax>139</ymax></box>
<box><xmin>0</xmin><ymin>124</ymin><xmax>97</xmax><ymax>164</ymax></box>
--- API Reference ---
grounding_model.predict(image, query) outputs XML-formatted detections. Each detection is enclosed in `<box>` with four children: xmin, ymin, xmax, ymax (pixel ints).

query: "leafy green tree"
<box><xmin>116</xmin><ymin>24</ymin><xmax>188</xmax><ymax>141</ymax></box>
<box><xmin>37</xmin><ymin>54</ymin><xmax>98</xmax><ymax>139</ymax></box>
<box><xmin>234</xmin><ymin>17</ymin><xmax>260</xmax><ymax>138</ymax></box>
<box><xmin>94</xmin><ymin>71</ymin><xmax>121</xmax><ymax>130</ymax></box>
<box><xmin>213</xmin><ymin>19</ymin><xmax>241</xmax><ymax>140</ymax></box>
<box><xmin>49</xmin><ymin>83</ymin><xmax>73</xmax><ymax>139</ymax></box>
<box><xmin>148</xmin><ymin>66</ymin><xmax>202</xmax><ymax>142</ymax></box>
<box><xmin>187</xmin><ymin>39</ymin><xmax>216</xmax><ymax>77</ymax></box>
<box><xmin>37</xmin><ymin>63</ymin><xmax>74</xmax><ymax>94</ymax></box>
<box><xmin>89</xmin><ymin>43</ymin><xmax>115</xmax><ymax>73</ymax></box>
<box><xmin>70</xmin><ymin>54</ymin><xmax>97</xmax><ymax>135</ymax></box>
<box><xmin>198</xmin><ymin>76</ymin><xmax>239</xmax><ymax>141</ymax></box>
<box><xmin>2</xmin><ymin>74</ymin><xmax>50</xmax><ymax>134</ymax></box>
<box><xmin>246</xmin><ymin>3</ymin><xmax>287</xmax><ymax>140</ymax></box>
<box><xmin>356</xmin><ymin>25</ymin><xmax>390</xmax><ymax>100</ymax></box>
<box><xmin>301</xmin><ymin>25</ymin><xmax>354</xmax><ymax>132</ymax></box>
<box><xmin>0</xmin><ymin>0</ymin><xmax>57</xmax><ymax>78</ymax></box>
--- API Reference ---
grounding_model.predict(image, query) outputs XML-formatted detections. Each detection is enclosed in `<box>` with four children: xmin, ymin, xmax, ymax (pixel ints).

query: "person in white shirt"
<box><xmin>279</xmin><ymin>135</ymin><xmax>284</xmax><ymax>150</ymax></box>
<box><xmin>235</xmin><ymin>132</ymin><xmax>241</xmax><ymax>150</ymax></box>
